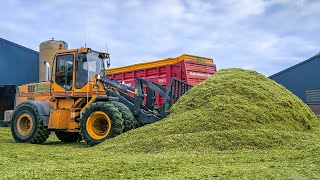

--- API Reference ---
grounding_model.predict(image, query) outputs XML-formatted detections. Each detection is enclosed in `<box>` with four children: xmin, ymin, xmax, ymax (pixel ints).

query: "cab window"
<box><xmin>55</xmin><ymin>54</ymin><xmax>74</xmax><ymax>90</ymax></box>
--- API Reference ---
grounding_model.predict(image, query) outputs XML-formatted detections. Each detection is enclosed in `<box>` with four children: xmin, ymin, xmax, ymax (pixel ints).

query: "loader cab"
<box><xmin>75</xmin><ymin>51</ymin><xmax>108</xmax><ymax>89</ymax></box>
<box><xmin>52</xmin><ymin>48</ymin><xmax>110</xmax><ymax>97</ymax></box>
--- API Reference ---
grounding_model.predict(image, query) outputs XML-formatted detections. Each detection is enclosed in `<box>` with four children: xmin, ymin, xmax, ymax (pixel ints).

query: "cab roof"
<box><xmin>57</xmin><ymin>48</ymin><xmax>108</xmax><ymax>55</ymax></box>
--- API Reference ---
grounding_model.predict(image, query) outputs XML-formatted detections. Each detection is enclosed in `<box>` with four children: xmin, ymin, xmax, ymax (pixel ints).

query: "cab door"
<box><xmin>52</xmin><ymin>53</ymin><xmax>75</xmax><ymax>98</ymax></box>
<box><xmin>49</xmin><ymin>53</ymin><xmax>76</xmax><ymax>130</ymax></box>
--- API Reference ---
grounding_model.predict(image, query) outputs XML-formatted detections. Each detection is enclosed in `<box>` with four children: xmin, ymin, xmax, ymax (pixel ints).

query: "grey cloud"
<box><xmin>0</xmin><ymin>0</ymin><xmax>319</xmax><ymax>76</ymax></box>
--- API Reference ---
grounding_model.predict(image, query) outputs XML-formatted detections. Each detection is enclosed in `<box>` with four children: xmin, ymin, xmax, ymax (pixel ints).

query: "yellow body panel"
<box><xmin>16</xmin><ymin>81</ymin><xmax>51</xmax><ymax>105</ymax></box>
<box><xmin>48</xmin><ymin>109</ymin><xmax>70</xmax><ymax>129</ymax></box>
<box><xmin>106</xmin><ymin>54</ymin><xmax>214</xmax><ymax>74</ymax></box>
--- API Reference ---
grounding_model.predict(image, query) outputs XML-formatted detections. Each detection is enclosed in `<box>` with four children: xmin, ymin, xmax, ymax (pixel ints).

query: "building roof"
<box><xmin>0</xmin><ymin>37</ymin><xmax>39</xmax><ymax>55</ymax></box>
<box><xmin>269</xmin><ymin>52</ymin><xmax>320</xmax><ymax>78</ymax></box>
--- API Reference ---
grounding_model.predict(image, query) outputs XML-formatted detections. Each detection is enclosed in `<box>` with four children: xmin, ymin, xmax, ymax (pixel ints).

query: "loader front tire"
<box><xmin>11</xmin><ymin>102</ymin><xmax>50</xmax><ymax>144</ymax></box>
<box><xmin>55</xmin><ymin>131</ymin><xmax>82</xmax><ymax>142</ymax></box>
<box><xmin>80</xmin><ymin>102</ymin><xmax>124</xmax><ymax>146</ymax></box>
<box><xmin>111</xmin><ymin>101</ymin><xmax>137</xmax><ymax>132</ymax></box>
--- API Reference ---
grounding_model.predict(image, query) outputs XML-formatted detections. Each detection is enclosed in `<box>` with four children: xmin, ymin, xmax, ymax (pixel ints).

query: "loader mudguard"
<box><xmin>16</xmin><ymin>101</ymin><xmax>51</xmax><ymax>127</ymax></box>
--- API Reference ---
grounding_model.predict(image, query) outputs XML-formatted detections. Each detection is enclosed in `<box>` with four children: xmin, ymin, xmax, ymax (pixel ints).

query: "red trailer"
<box><xmin>106</xmin><ymin>54</ymin><xmax>217</xmax><ymax>105</ymax></box>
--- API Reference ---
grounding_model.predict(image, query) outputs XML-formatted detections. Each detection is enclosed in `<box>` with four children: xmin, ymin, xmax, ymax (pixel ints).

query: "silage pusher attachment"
<box><xmin>97</xmin><ymin>76</ymin><xmax>193</xmax><ymax>124</ymax></box>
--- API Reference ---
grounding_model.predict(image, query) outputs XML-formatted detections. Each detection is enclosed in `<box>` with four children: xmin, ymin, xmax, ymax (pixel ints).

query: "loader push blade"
<box><xmin>133</xmin><ymin>77</ymin><xmax>193</xmax><ymax>118</ymax></box>
<box><xmin>162</xmin><ymin>78</ymin><xmax>193</xmax><ymax>117</ymax></box>
<box><xmin>100</xmin><ymin>76</ymin><xmax>193</xmax><ymax>124</ymax></box>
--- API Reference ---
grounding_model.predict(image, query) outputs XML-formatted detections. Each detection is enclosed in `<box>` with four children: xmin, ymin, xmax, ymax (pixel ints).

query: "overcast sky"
<box><xmin>1</xmin><ymin>0</ymin><xmax>319</xmax><ymax>76</ymax></box>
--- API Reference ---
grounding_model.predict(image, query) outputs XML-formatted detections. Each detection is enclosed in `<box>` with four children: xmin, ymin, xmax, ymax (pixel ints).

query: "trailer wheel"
<box><xmin>55</xmin><ymin>131</ymin><xmax>82</xmax><ymax>142</ymax></box>
<box><xmin>11</xmin><ymin>102</ymin><xmax>50</xmax><ymax>144</ymax></box>
<box><xmin>112</xmin><ymin>101</ymin><xmax>137</xmax><ymax>132</ymax></box>
<box><xmin>80</xmin><ymin>102</ymin><xmax>124</xmax><ymax>146</ymax></box>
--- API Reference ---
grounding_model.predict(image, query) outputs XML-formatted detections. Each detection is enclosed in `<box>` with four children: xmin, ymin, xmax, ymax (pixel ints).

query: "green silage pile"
<box><xmin>98</xmin><ymin>68</ymin><xmax>319</xmax><ymax>152</ymax></box>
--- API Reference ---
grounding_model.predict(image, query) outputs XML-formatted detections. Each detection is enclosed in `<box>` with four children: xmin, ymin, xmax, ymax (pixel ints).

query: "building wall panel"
<box><xmin>270</xmin><ymin>55</ymin><xmax>320</xmax><ymax>104</ymax></box>
<box><xmin>0</xmin><ymin>38</ymin><xmax>39</xmax><ymax>86</ymax></box>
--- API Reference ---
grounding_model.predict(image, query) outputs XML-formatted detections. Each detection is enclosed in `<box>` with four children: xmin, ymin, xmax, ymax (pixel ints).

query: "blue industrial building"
<box><xmin>0</xmin><ymin>38</ymin><xmax>39</xmax><ymax>85</ymax></box>
<box><xmin>270</xmin><ymin>53</ymin><xmax>320</xmax><ymax>113</ymax></box>
<box><xmin>0</xmin><ymin>38</ymin><xmax>39</xmax><ymax>119</ymax></box>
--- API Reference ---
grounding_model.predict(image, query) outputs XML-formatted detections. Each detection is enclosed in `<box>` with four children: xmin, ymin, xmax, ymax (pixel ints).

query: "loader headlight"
<box><xmin>95</xmin><ymin>74</ymin><xmax>101</xmax><ymax>80</ymax></box>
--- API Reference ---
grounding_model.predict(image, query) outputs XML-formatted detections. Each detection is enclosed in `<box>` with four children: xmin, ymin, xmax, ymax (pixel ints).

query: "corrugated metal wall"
<box><xmin>0</xmin><ymin>38</ymin><xmax>39</xmax><ymax>119</ymax></box>
<box><xmin>0</xmin><ymin>38</ymin><xmax>39</xmax><ymax>85</ymax></box>
<box><xmin>269</xmin><ymin>54</ymin><xmax>320</xmax><ymax>104</ymax></box>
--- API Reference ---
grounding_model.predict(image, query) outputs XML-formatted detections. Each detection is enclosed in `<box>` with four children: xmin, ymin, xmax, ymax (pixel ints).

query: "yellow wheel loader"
<box><xmin>11</xmin><ymin>48</ymin><xmax>192</xmax><ymax>145</ymax></box>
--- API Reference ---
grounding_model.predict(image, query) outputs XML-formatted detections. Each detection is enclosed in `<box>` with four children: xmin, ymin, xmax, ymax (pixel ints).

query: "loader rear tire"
<box><xmin>111</xmin><ymin>101</ymin><xmax>137</xmax><ymax>132</ymax></box>
<box><xmin>11</xmin><ymin>102</ymin><xmax>50</xmax><ymax>144</ymax></box>
<box><xmin>80</xmin><ymin>102</ymin><xmax>124</xmax><ymax>146</ymax></box>
<box><xmin>55</xmin><ymin>131</ymin><xmax>82</xmax><ymax>142</ymax></box>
